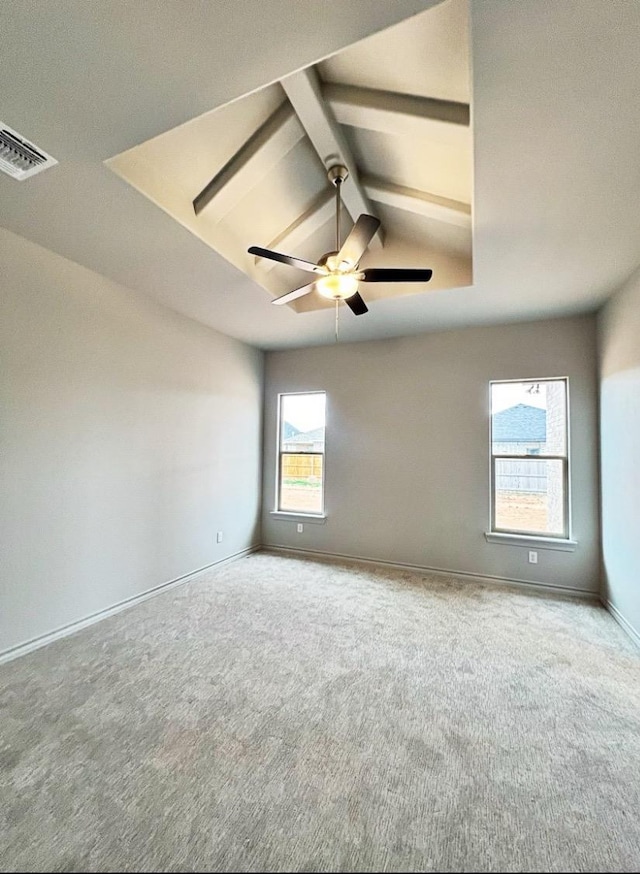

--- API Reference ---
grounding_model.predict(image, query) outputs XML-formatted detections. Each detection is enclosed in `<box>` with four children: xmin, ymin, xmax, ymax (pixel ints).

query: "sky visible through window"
<box><xmin>491</xmin><ymin>381</ymin><xmax>548</xmax><ymax>414</ymax></box>
<box><xmin>281</xmin><ymin>392</ymin><xmax>326</xmax><ymax>433</ymax></box>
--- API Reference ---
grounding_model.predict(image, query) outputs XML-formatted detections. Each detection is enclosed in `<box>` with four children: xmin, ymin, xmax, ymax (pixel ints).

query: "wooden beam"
<box><xmin>281</xmin><ymin>68</ymin><xmax>383</xmax><ymax>249</ymax></box>
<box><xmin>362</xmin><ymin>175</ymin><xmax>471</xmax><ymax>228</ymax></box>
<box><xmin>325</xmin><ymin>83</ymin><xmax>470</xmax><ymax>149</ymax></box>
<box><xmin>255</xmin><ymin>189</ymin><xmax>335</xmax><ymax>273</ymax></box>
<box><xmin>193</xmin><ymin>102</ymin><xmax>304</xmax><ymax>219</ymax></box>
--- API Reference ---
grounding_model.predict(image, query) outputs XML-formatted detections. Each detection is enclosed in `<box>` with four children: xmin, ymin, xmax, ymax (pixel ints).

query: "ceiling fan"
<box><xmin>248</xmin><ymin>164</ymin><xmax>433</xmax><ymax>316</ymax></box>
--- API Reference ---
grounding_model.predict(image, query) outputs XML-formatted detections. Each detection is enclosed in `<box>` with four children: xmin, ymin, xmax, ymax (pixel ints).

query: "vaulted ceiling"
<box><xmin>107</xmin><ymin>1</ymin><xmax>472</xmax><ymax>316</ymax></box>
<box><xmin>1</xmin><ymin>1</ymin><xmax>640</xmax><ymax>349</ymax></box>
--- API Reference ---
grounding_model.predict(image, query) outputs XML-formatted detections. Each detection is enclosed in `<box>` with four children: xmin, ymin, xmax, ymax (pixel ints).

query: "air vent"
<box><xmin>0</xmin><ymin>122</ymin><xmax>57</xmax><ymax>180</ymax></box>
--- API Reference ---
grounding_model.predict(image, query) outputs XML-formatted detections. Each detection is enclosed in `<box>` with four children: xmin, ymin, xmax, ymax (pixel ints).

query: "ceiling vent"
<box><xmin>0</xmin><ymin>122</ymin><xmax>58</xmax><ymax>180</ymax></box>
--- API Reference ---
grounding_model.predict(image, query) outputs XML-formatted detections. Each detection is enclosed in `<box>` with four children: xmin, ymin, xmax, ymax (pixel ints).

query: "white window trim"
<box><xmin>484</xmin><ymin>531</ymin><xmax>577</xmax><ymax>551</ymax></box>
<box><xmin>488</xmin><ymin>377</ymin><xmax>574</xmax><ymax>543</ymax></box>
<box><xmin>270</xmin><ymin>511</ymin><xmax>327</xmax><ymax>524</ymax></box>
<box><xmin>275</xmin><ymin>391</ymin><xmax>326</xmax><ymax>516</ymax></box>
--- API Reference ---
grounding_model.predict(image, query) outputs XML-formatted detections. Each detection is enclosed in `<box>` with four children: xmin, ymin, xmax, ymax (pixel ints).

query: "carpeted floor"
<box><xmin>1</xmin><ymin>551</ymin><xmax>639</xmax><ymax>873</ymax></box>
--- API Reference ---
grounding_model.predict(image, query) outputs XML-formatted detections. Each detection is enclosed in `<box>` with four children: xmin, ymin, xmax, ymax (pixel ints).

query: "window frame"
<box><xmin>489</xmin><ymin>377</ymin><xmax>571</xmax><ymax>541</ymax></box>
<box><xmin>275</xmin><ymin>390</ymin><xmax>326</xmax><ymax>518</ymax></box>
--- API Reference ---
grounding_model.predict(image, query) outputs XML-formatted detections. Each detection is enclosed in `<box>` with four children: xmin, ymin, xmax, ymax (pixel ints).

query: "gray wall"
<box><xmin>598</xmin><ymin>268</ymin><xmax>640</xmax><ymax>639</ymax></box>
<box><xmin>263</xmin><ymin>315</ymin><xmax>600</xmax><ymax>594</ymax></box>
<box><xmin>0</xmin><ymin>228</ymin><xmax>263</xmax><ymax>655</ymax></box>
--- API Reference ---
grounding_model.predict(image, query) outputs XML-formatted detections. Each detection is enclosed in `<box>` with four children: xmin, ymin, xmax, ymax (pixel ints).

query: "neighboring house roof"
<box><xmin>283</xmin><ymin>421</ymin><xmax>300</xmax><ymax>440</ymax></box>
<box><xmin>283</xmin><ymin>426</ymin><xmax>324</xmax><ymax>448</ymax></box>
<box><xmin>492</xmin><ymin>404</ymin><xmax>546</xmax><ymax>442</ymax></box>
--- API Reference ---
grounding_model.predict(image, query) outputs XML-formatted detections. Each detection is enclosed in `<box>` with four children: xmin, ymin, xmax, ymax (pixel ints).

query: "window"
<box><xmin>490</xmin><ymin>378</ymin><xmax>569</xmax><ymax>538</ymax></box>
<box><xmin>277</xmin><ymin>392</ymin><xmax>326</xmax><ymax>515</ymax></box>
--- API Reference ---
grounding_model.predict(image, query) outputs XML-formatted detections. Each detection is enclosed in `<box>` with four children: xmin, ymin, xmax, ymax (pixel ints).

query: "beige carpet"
<box><xmin>1</xmin><ymin>551</ymin><xmax>639</xmax><ymax>873</ymax></box>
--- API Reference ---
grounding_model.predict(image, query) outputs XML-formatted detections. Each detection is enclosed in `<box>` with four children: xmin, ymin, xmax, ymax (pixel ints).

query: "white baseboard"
<box><xmin>603</xmin><ymin>599</ymin><xmax>640</xmax><ymax>648</ymax></box>
<box><xmin>2</xmin><ymin>543</ymin><xmax>606</xmax><ymax>667</ymax></box>
<box><xmin>263</xmin><ymin>545</ymin><xmax>598</xmax><ymax>601</ymax></box>
<box><xmin>0</xmin><ymin>545</ymin><xmax>260</xmax><ymax>666</ymax></box>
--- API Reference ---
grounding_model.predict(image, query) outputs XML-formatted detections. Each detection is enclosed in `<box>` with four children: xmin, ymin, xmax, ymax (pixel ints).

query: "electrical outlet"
<box><xmin>297</xmin><ymin>523</ymin><xmax>304</xmax><ymax>533</ymax></box>
<box><xmin>216</xmin><ymin>531</ymin><xmax>223</xmax><ymax>543</ymax></box>
<box><xmin>528</xmin><ymin>550</ymin><xmax>538</xmax><ymax>564</ymax></box>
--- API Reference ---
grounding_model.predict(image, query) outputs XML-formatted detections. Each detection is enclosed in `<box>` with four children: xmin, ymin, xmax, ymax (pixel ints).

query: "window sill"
<box><xmin>485</xmin><ymin>532</ymin><xmax>577</xmax><ymax>552</ymax></box>
<box><xmin>270</xmin><ymin>511</ymin><xmax>326</xmax><ymax>524</ymax></box>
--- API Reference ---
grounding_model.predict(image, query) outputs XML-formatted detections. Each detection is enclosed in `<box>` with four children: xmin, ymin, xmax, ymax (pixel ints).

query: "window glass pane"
<box><xmin>491</xmin><ymin>380</ymin><xmax>566</xmax><ymax>457</ymax></box>
<box><xmin>494</xmin><ymin>458</ymin><xmax>565</xmax><ymax>536</ymax></box>
<box><xmin>279</xmin><ymin>453</ymin><xmax>323</xmax><ymax>513</ymax></box>
<box><xmin>280</xmin><ymin>393</ymin><xmax>325</xmax><ymax>452</ymax></box>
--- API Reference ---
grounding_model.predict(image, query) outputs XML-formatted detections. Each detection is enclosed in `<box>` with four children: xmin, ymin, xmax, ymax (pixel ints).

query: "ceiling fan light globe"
<box><xmin>316</xmin><ymin>273</ymin><xmax>359</xmax><ymax>301</ymax></box>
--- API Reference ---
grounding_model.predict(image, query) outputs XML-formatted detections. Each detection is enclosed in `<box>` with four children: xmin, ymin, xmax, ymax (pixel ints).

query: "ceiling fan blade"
<box><xmin>336</xmin><ymin>214</ymin><xmax>381</xmax><ymax>267</ymax></box>
<box><xmin>271</xmin><ymin>281</ymin><xmax>316</xmax><ymax>306</ymax></box>
<box><xmin>361</xmin><ymin>268</ymin><xmax>433</xmax><ymax>283</ymax></box>
<box><xmin>249</xmin><ymin>246</ymin><xmax>323</xmax><ymax>275</ymax></box>
<box><xmin>344</xmin><ymin>291</ymin><xmax>368</xmax><ymax>316</ymax></box>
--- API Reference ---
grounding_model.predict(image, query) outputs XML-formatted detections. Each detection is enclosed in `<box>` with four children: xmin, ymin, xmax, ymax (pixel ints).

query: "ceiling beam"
<box><xmin>363</xmin><ymin>176</ymin><xmax>471</xmax><ymax>228</ymax></box>
<box><xmin>254</xmin><ymin>189</ymin><xmax>335</xmax><ymax>273</ymax></box>
<box><xmin>281</xmin><ymin>68</ymin><xmax>383</xmax><ymax>249</ymax></box>
<box><xmin>192</xmin><ymin>101</ymin><xmax>304</xmax><ymax>219</ymax></box>
<box><xmin>325</xmin><ymin>83</ymin><xmax>470</xmax><ymax>149</ymax></box>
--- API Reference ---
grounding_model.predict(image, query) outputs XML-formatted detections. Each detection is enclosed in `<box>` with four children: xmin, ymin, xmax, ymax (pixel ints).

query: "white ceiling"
<box><xmin>2</xmin><ymin>0</ymin><xmax>640</xmax><ymax>350</ymax></box>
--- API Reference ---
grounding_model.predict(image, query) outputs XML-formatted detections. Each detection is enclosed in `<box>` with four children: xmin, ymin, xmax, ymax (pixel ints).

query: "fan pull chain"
<box><xmin>335</xmin><ymin>299</ymin><xmax>340</xmax><ymax>342</ymax></box>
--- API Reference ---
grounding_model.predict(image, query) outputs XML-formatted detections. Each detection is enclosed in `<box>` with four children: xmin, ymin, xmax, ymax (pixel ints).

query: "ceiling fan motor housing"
<box><xmin>317</xmin><ymin>251</ymin><xmax>339</xmax><ymax>268</ymax></box>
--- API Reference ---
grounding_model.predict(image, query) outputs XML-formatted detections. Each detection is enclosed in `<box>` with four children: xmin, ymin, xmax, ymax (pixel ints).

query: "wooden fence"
<box><xmin>281</xmin><ymin>453</ymin><xmax>323</xmax><ymax>481</ymax></box>
<box><xmin>495</xmin><ymin>459</ymin><xmax>547</xmax><ymax>492</ymax></box>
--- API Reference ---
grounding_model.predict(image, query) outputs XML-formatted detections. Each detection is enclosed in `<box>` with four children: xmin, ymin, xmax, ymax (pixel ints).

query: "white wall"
<box><xmin>0</xmin><ymin>228</ymin><xmax>263</xmax><ymax>655</ymax></box>
<box><xmin>263</xmin><ymin>315</ymin><xmax>600</xmax><ymax>594</ymax></box>
<box><xmin>598</xmin><ymin>268</ymin><xmax>640</xmax><ymax>640</ymax></box>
